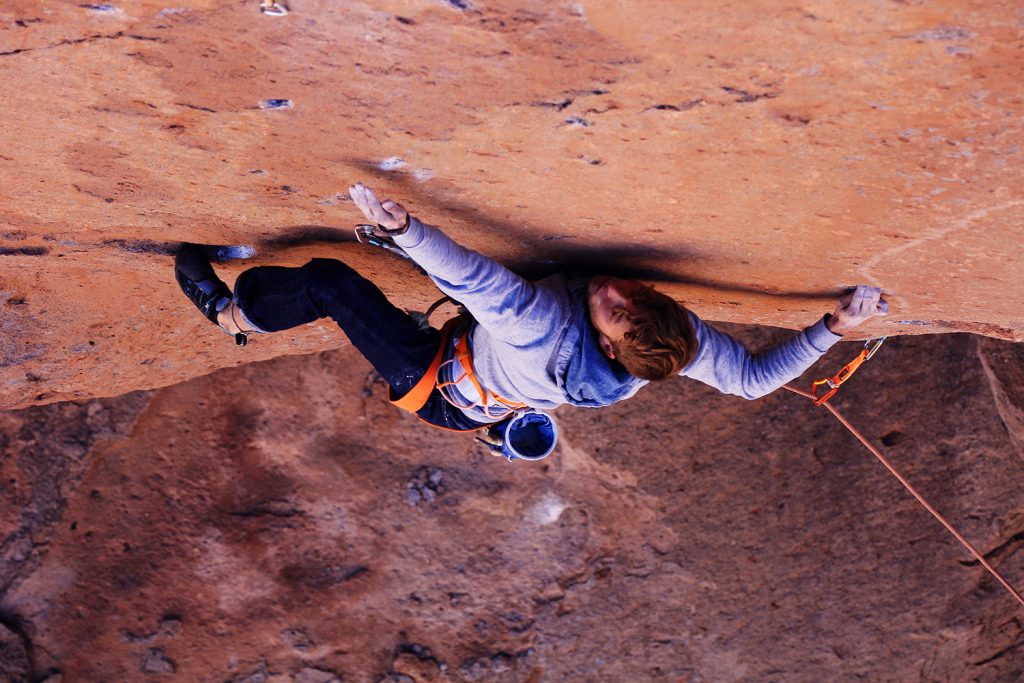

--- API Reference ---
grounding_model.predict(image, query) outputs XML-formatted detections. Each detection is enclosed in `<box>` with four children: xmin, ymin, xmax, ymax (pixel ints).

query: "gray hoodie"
<box><xmin>394</xmin><ymin>218</ymin><xmax>843</xmax><ymax>410</ymax></box>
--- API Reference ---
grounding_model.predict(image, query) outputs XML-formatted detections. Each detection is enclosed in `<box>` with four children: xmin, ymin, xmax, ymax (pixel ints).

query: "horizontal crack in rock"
<box><xmin>721</xmin><ymin>86</ymin><xmax>779</xmax><ymax>103</ymax></box>
<box><xmin>959</xmin><ymin>529</ymin><xmax>1024</xmax><ymax>567</ymax></box>
<box><xmin>0</xmin><ymin>246</ymin><xmax>49</xmax><ymax>256</ymax></box>
<box><xmin>177</xmin><ymin>102</ymin><xmax>217</xmax><ymax>113</ymax></box>
<box><xmin>971</xmin><ymin>635</ymin><xmax>1024</xmax><ymax>667</ymax></box>
<box><xmin>0</xmin><ymin>32</ymin><xmax>160</xmax><ymax>57</ymax></box>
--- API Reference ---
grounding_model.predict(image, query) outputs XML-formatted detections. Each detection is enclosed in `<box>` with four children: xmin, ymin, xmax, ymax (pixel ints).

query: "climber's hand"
<box><xmin>827</xmin><ymin>285</ymin><xmax>889</xmax><ymax>336</ymax></box>
<box><xmin>348</xmin><ymin>182</ymin><xmax>410</xmax><ymax>234</ymax></box>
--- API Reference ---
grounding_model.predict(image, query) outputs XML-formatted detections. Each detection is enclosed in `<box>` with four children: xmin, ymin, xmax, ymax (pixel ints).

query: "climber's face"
<box><xmin>588</xmin><ymin>276</ymin><xmax>644</xmax><ymax>359</ymax></box>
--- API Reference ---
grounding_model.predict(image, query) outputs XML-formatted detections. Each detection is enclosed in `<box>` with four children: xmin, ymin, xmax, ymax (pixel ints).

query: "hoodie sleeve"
<box><xmin>393</xmin><ymin>217</ymin><xmax>562</xmax><ymax>346</ymax></box>
<box><xmin>679</xmin><ymin>311</ymin><xmax>844</xmax><ymax>399</ymax></box>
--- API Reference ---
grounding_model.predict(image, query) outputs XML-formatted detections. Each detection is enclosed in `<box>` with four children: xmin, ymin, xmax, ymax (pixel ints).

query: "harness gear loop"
<box><xmin>810</xmin><ymin>337</ymin><xmax>886</xmax><ymax>406</ymax></box>
<box><xmin>435</xmin><ymin>330</ymin><xmax>527</xmax><ymax>418</ymax></box>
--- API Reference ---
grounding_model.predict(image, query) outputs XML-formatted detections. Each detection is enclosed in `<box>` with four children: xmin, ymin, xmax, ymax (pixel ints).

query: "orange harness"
<box><xmin>390</xmin><ymin>316</ymin><xmax>527</xmax><ymax>415</ymax></box>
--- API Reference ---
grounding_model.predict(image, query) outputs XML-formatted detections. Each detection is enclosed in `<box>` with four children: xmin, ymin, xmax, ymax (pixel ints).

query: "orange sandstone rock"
<box><xmin>0</xmin><ymin>0</ymin><xmax>1022</xmax><ymax>409</ymax></box>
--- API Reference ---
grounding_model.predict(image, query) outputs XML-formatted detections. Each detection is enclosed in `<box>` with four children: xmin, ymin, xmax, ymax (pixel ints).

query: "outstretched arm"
<box><xmin>348</xmin><ymin>183</ymin><xmax>561</xmax><ymax>346</ymax></box>
<box><xmin>682</xmin><ymin>285</ymin><xmax>889</xmax><ymax>399</ymax></box>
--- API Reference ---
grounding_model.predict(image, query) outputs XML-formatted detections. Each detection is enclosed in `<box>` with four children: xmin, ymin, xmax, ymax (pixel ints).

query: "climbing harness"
<box><xmin>357</xmin><ymin>223</ymin><xmax>525</xmax><ymax>417</ymax></box>
<box><xmin>259</xmin><ymin>0</ymin><xmax>288</xmax><ymax>16</ymax></box>
<box><xmin>390</xmin><ymin>314</ymin><xmax>463</xmax><ymax>414</ymax></box>
<box><xmin>810</xmin><ymin>337</ymin><xmax>886</xmax><ymax>405</ymax></box>
<box><xmin>386</xmin><ymin>308</ymin><xmax>556</xmax><ymax>461</ymax></box>
<box><xmin>356</xmin><ymin>226</ymin><xmax>556</xmax><ymax>460</ymax></box>
<box><xmin>389</xmin><ymin>312</ymin><xmax>527</xmax><ymax>417</ymax></box>
<box><xmin>784</xmin><ymin>348</ymin><xmax>1024</xmax><ymax>610</ymax></box>
<box><xmin>436</xmin><ymin>319</ymin><xmax>528</xmax><ymax>418</ymax></box>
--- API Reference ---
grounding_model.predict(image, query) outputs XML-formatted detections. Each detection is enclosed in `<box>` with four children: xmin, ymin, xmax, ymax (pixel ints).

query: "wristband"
<box><xmin>377</xmin><ymin>212</ymin><xmax>411</xmax><ymax>236</ymax></box>
<box><xmin>824</xmin><ymin>313</ymin><xmax>844</xmax><ymax>337</ymax></box>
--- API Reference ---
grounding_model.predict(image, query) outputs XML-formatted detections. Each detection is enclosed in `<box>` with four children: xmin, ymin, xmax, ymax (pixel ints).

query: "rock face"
<box><xmin>2</xmin><ymin>2</ymin><xmax>1024</xmax><ymax>679</ymax></box>
<box><xmin>978</xmin><ymin>338</ymin><xmax>1024</xmax><ymax>463</ymax></box>
<box><xmin>3</xmin><ymin>330</ymin><xmax>1024</xmax><ymax>681</ymax></box>
<box><xmin>1</xmin><ymin>0</ymin><xmax>1023</xmax><ymax>409</ymax></box>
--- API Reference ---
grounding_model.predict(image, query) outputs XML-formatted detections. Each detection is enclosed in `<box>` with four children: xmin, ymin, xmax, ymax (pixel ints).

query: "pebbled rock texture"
<box><xmin>0</xmin><ymin>622</ymin><xmax>31</xmax><ymax>683</ymax></box>
<box><xmin>2</xmin><ymin>330</ymin><xmax>1024</xmax><ymax>681</ymax></box>
<box><xmin>1</xmin><ymin>0</ymin><xmax>1023</xmax><ymax>409</ymax></box>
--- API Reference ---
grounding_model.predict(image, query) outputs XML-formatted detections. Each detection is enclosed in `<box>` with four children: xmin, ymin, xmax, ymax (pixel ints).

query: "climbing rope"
<box><xmin>784</xmin><ymin>370</ymin><xmax>1024</xmax><ymax>609</ymax></box>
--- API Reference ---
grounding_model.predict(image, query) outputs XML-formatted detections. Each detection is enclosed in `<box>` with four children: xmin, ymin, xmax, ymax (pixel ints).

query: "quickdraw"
<box><xmin>354</xmin><ymin>224</ymin><xmax>410</xmax><ymax>260</ymax></box>
<box><xmin>810</xmin><ymin>337</ymin><xmax>886</xmax><ymax>406</ymax></box>
<box><xmin>355</xmin><ymin>224</ymin><xmax>429</xmax><ymax>277</ymax></box>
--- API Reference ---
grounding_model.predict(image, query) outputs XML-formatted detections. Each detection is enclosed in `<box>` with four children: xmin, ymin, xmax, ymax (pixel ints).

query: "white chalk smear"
<box><xmin>528</xmin><ymin>492</ymin><xmax>567</xmax><ymax>525</ymax></box>
<box><xmin>378</xmin><ymin>157</ymin><xmax>407</xmax><ymax>171</ymax></box>
<box><xmin>82</xmin><ymin>4</ymin><xmax>122</xmax><ymax>14</ymax></box>
<box><xmin>214</xmin><ymin>245</ymin><xmax>256</xmax><ymax>260</ymax></box>
<box><xmin>258</xmin><ymin>99</ymin><xmax>293</xmax><ymax>110</ymax></box>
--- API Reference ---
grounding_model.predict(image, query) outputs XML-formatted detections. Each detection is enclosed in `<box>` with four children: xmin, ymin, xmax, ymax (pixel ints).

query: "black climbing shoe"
<box><xmin>175</xmin><ymin>244</ymin><xmax>249</xmax><ymax>346</ymax></box>
<box><xmin>174</xmin><ymin>243</ymin><xmax>232</xmax><ymax>325</ymax></box>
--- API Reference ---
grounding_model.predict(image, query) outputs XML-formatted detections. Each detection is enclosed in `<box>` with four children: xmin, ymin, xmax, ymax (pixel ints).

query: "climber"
<box><xmin>174</xmin><ymin>182</ymin><xmax>888</xmax><ymax>449</ymax></box>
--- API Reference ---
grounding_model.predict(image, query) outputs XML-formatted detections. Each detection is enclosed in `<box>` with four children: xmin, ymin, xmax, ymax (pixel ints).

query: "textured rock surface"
<box><xmin>0</xmin><ymin>623</ymin><xmax>32</xmax><ymax>683</ymax></box>
<box><xmin>978</xmin><ymin>338</ymin><xmax>1024</xmax><ymax>464</ymax></box>
<box><xmin>1</xmin><ymin>0</ymin><xmax>1023</xmax><ymax>409</ymax></box>
<box><xmin>2</xmin><ymin>331</ymin><xmax>1024</xmax><ymax>681</ymax></box>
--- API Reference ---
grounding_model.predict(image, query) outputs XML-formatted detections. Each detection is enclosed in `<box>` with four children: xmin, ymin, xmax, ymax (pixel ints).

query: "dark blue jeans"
<box><xmin>233</xmin><ymin>258</ymin><xmax>487</xmax><ymax>432</ymax></box>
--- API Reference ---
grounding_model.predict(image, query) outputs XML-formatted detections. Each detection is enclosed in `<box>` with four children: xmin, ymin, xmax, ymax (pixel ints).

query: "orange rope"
<box><xmin>783</xmin><ymin>384</ymin><xmax>1024</xmax><ymax>609</ymax></box>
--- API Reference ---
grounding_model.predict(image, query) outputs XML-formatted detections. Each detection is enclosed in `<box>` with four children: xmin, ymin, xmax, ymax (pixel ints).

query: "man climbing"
<box><xmin>174</xmin><ymin>182</ymin><xmax>888</xmax><ymax>456</ymax></box>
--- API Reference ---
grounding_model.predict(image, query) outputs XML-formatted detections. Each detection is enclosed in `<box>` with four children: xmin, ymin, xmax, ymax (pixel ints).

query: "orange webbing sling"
<box><xmin>391</xmin><ymin>316</ymin><xmax>465</xmax><ymax>413</ymax></box>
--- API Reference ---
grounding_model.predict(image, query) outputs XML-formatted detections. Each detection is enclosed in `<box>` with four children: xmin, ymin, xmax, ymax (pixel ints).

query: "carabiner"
<box><xmin>864</xmin><ymin>336</ymin><xmax>886</xmax><ymax>361</ymax></box>
<box><xmin>810</xmin><ymin>337</ymin><xmax>886</xmax><ymax>406</ymax></box>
